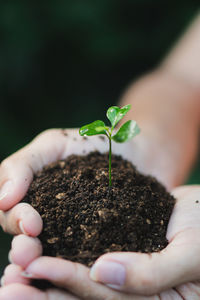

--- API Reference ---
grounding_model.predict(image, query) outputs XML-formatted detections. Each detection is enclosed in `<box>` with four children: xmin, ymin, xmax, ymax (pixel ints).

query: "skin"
<box><xmin>0</xmin><ymin>13</ymin><xmax>200</xmax><ymax>300</ymax></box>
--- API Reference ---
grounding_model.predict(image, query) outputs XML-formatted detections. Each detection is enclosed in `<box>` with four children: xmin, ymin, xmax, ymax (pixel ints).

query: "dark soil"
<box><xmin>23</xmin><ymin>151</ymin><xmax>175</xmax><ymax>268</ymax></box>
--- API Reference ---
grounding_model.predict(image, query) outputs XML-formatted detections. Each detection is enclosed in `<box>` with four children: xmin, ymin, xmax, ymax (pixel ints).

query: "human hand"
<box><xmin>2</xmin><ymin>185</ymin><xmax>200</xmax><ymax>299</ymax></box>
<box><xmin>0</xmin><ymin>128</ymin><xmax>110</xmax><ymax>299</ymax></box>
<box><xmin>0</xmin><ymin>128</ymin><xmax>112</xmax><ymax>237</ymax></box>
<box><xmin>89</xmin><ymin>185</ymin><xmax>200</xmax><ymax>298</ymax></box>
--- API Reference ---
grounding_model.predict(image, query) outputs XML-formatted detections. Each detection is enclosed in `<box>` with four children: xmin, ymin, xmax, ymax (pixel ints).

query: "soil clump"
<box><xmin>24</xmin><ymin>151</ymin><xmax>175</xmax><ymax>268</ymax></box>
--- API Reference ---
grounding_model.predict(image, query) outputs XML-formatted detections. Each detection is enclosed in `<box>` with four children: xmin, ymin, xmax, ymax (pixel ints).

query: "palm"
<box><xmin>157</xmin><ymin>186</ymin><xmax>200</xmax><ymax>298</ymax></box>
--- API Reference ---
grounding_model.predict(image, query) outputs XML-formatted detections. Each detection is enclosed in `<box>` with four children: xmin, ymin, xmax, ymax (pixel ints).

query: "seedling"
<box><xmin>79</xmin><ymin>105</ymin><xmax>140</xmax><ymax>186</ymax></box>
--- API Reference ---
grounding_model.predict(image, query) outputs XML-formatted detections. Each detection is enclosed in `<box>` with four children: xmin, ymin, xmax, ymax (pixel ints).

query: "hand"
<box><xmin>2</xmin><ymin>185</ymin><xmax>200</xmax><ymax>299</ymax></box>
<box><xmin>0</xmin><ymin>128</ymin><xmax>110</xmax><ymax>299</ymax></box>
<box><xmin>0</xmin><ymin>128</ymin><xmax>111</xmax><ymax>237</ymax></box>
<box><xmin>89</xmin><ymin>185</ymin><xmax>200</xmax><ymax>298</ymax></box>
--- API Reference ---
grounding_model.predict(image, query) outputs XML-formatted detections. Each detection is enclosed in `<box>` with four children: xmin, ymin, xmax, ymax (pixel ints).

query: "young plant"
<box><xmin>79</xmin><ymin>104</ymin><xmax>140</xmax><ymax>187</ymax></box>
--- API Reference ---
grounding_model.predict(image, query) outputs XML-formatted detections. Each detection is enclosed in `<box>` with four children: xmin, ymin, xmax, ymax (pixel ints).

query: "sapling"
<box><xmin>79</xmin><ymin>104</ymin><xmax>140</xmax><ymax>186</ymax></box>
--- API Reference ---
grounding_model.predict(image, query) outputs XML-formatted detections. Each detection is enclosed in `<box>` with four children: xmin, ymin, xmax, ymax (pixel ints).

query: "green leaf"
<box><xmin>112</xmin><ymin>120</ymin><xmax>140</xmax><ymax>143</ymax></box>
<box><xmin>106</xmin><ymin>104</ymin><xmax>131</xmax><ymax>128</ymax></box>
<box><xmin>79</xmin><ymin>120</ymin><xmax>107</xmax><ymax>136</ymax></box>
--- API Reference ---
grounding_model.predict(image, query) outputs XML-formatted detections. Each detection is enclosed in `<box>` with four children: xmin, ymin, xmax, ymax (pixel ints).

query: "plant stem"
<box><xmin>109</xmin><ymin>136</ymin><xmax>112</xmax><ymax>187</ymax></box>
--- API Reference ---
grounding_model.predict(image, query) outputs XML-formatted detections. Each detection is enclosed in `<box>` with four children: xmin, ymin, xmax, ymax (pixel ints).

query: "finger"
<box><xmin>0</xmin><ymin>203</ymin><xmax>42</xmax><ymax>236</ymax></box>
<box><xmin>0</xmin><ymin>283</ymin><xmax>80</xmax><ymax>300</ymax></box>
<box><xmin>23</xmin><ymin>257</ymin><xmax>111</xmax><ymax>299</ymax></box>
<box><xmin>89</xmin><ymin>238</ymin><xmax>200</xmax><ymax>296</ymax></box>
<box><xmin>1</xmin><ymin>264</ymin><xmax>30</xmax><ymax>286</ymax></box>
<box><xmin>9</xmin><ymin>235</ymin><xmax>42</xmax><ymax>268</ymax></box>
<box><xmin>22</xmin><ymin>257</ymin><xmax>158</xmax><ymax>300</ymax></box>
<box><xmin>175</xmin><ymin>281</ymin><xmax>200</xmax><ymax>299</ymax></box>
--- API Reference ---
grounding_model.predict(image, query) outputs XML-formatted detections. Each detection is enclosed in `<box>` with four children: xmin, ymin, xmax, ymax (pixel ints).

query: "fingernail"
<box><xmin>0</xmin><ymin>180</ymin><xmax>12</xmax><ymax>201</ymax></box>
<box><xmin>19</xmin><ymin>220</ymin><xmax>28</xmax><ymax>235</ymax></box>
<box><xmin>90</xmin><ymin>260</ymin><xmax>126</xmax><ymax>286</ymax></box>
<box><xmin>21</xmin><ymin>271</ymin><xmax>33</xmax><ymax>278</ymax></box>
<box><xmin>0</xmin><ymin>276</ymin><xmax>5</xmax><ymax>286</ymax></box>
<box><xmin>8</xmin><ymin>251</ymin><xmax>13</xmax><ymax>264</ymax></box>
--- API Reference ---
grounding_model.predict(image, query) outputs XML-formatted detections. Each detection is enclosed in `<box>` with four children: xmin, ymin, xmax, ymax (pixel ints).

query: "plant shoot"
<box><xmin>79</xmin><ymin>105</ymin><xmax>140</xmax><ymax>186</ymax></box>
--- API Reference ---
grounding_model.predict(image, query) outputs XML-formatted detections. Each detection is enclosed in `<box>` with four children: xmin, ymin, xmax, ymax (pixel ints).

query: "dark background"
<box><xmin>0</xmin><ymin>1</ymin><xmax>200</xmax><ymax>276</ymax></box>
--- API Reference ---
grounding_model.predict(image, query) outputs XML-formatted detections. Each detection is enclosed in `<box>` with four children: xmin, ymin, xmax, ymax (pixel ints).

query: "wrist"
<box><xmin>157</xmin><ymin>66</ymin><xmax>200</xmax><ymax>121</ymax></box>
<box><xmin>160</xmin><ymin>13</ymin><xmax>200</xmax><ymax>91</ymax></box>
<box><xmin>118</xmin><ymin>69</ymin><xmax>199</xmax><ymax>187</ymax></box>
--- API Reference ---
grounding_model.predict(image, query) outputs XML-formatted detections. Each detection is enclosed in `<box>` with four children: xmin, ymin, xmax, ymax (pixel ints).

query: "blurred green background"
<box><xmin>0</xmin><ymin>1</ymin><xmax>199</xmax><ymax>276</ymax></box>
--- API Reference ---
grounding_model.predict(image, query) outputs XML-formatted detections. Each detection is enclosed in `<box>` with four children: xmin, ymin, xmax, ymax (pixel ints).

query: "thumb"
<box><xmin>90</xmin><ymin>237</ymin><xmax>200</xmax><ymax>296</ymax></box>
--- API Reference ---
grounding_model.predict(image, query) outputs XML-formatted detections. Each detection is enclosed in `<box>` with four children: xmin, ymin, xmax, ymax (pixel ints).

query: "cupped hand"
<box><xmin>2</xmin><ymin>185</ymin><xmax>200</xmax><ymax>299</ymax></box>
<box><xmin>89</xmin><ymin>185</ymin><xmax>200</xmax><ymax>298</ymax></box>
<box><xmin>0</xmin><ymin>128</ymin><xmax>110</xmax><ymax>236</ymax></box>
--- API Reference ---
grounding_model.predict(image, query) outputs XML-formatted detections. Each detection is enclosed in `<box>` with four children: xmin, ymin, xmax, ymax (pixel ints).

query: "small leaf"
<box><xmin>112</xmin><ymin>120</ymin><xmax>140</xmax><ymax>143</ymax></box>
<box><xmin>79</xmin><ymin>120</ymin><xmax>107</xmax><ymax>136</ymax></box>
<box><xmin>106</xmin><ymin>104</ymin><xmax>131</xmax><ymax>128</ymax></box>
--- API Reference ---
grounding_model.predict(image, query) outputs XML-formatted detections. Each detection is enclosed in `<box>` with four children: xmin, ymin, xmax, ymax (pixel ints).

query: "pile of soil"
<box><xmin>23</xmin><ymin>151</ymin><xmax>175</xmax><ymax>268</ymax></box>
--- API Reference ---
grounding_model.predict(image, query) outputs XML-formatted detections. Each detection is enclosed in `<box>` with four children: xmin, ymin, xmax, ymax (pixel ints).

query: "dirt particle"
<box><xmin>55</xmin><ymin>193</ymin><xmax>66</xmax><ymax>200</ymax></box>
<box><xmin>196</xmin><ymin>200</ymin><xmax>199</xmax><ymax>203</ymax></box>
<box><xmin>47</xmin><ymin>237</ymin><xmax>59</xmax><ymax>244</ymax></box>
<box><xmin>61</xmin><ymin>130</ymin><xmax>68</xmax><ymax>136</ymax></box>
<box><xmin>65</xmin><ymin>226</ymin><xmax>73</xmax><ymax>236</ymax></box>
<box><xmin>80</xmin><ymin>224</ymin><xmax>87</xmax><ymax>231</ymax></box>
<box><xmin>99</xmin><ymin>136</ymin><xmax>105</xmax><ymax>141</ymax></box>
<box><xmin>97</xmin><ymin>209</ymin><xmax>111</xmax><ymax>219</ymax></box>
<box><xmin>58</xmin><ymin>161</ymin><xmax>65</xmax><ymax>168</ymax></box>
